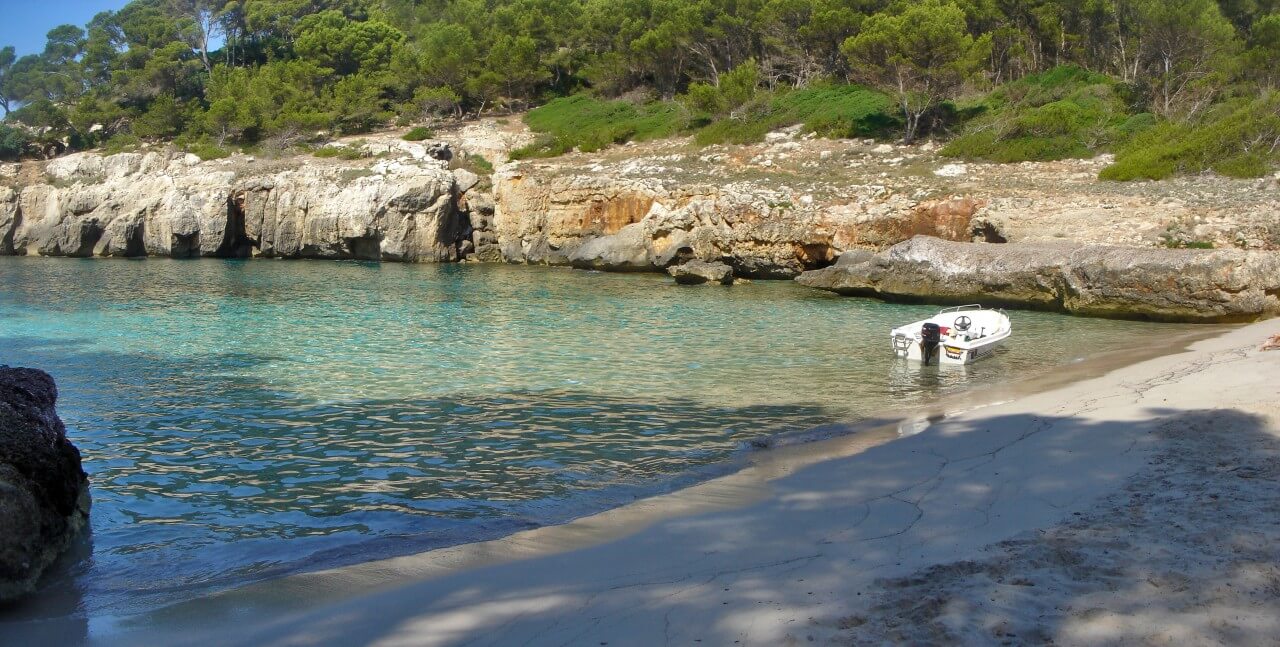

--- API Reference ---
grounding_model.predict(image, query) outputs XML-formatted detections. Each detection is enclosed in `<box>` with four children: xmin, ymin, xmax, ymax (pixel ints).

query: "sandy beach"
<box><xmin>43</xmin><ymin>317</ymin><xmax>1272</xmax><ymax>646</ymax></box>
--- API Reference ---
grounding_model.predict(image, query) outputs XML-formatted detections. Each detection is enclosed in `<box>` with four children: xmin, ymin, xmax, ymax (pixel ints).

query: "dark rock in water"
<box><xmin>0</xmin><ymin>367</ymin><xmax>90</xmax><ymax>601</ymax></box>
<box><xmin>668</xmin><ymin>260</ymin><xmax>735</xmax><ymax>285</ymax></box>
<box><xmin>797</xmin><ymin>235</ymin><xmax>1280</xmax><ymax>323</ymax></box>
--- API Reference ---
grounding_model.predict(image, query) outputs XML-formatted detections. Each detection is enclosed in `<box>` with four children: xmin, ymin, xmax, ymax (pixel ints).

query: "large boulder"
<box><xmin>797</xmin><ymin>236</ymin><xmax>1280</xmax><ymax>323</ymax></box>
<box><xmin>568</xmin><ymin>223</ymin><xmax>657</xmax><ymax>271</ymax></box>
<box><xmin>0</xmin><ymin>367</ymin><xmax>90</xmax><ymax>601</ymax></box>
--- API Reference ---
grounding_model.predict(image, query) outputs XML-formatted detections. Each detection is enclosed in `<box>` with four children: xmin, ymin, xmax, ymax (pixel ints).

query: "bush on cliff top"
<box><xmin>0</xmin><ymin>124</ymin><xmax>29</xmax><ymax>162</ymax></box>
<box><xmin>942</xmin><ymin>66</ymin><xmax>1146</xmax><ymax>163</ymax></box>
<box><xmin>403</xmin><ymin>126</ymin><xmax>434</xmax><ymax>141</ymax></box>
<box><xmin>511</xmin><ymin>96</ymin><xmax>688</xmax><ymax>159</ymax></box>
<box><xmin>513</xmin><ymin>86</ymin><xmax>899</xmax><ymax>157</ymax></box>
<box><xmin>1100</xmin><ymin>94</ymin><xmax>1280</xmax><ymax>180</ymax></box>
<box><xmin>694</xmin><ymin>84</ymin><xmax>900</xmax><ymax>145</ymax></box>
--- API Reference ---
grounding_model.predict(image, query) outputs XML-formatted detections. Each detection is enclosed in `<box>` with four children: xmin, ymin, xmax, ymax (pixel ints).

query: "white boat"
<box><xmin>890</xmin><ymin>305</ymin><xmax>1011</xmax><ymax>365</ymax></box>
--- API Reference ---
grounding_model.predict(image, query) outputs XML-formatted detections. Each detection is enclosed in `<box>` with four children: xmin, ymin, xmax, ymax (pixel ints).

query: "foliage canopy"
<box><xmin>0</xmin><ymin>0</ymin><xmax>1275</xmax><ymax>178</ymax></box>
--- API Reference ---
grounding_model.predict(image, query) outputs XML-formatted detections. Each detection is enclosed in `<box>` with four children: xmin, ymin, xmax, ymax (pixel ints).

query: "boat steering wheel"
<box><xmin>954</xmin><ymin>315</ymin><xmax>973</xmax><ymax>332</ymax></box>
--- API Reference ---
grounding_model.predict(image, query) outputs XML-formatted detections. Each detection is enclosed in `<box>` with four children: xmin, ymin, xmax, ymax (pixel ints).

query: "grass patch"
<box><xmin>512</xmin><ymin>95</ymin><xmax>688</xmax><ymax>159</ymax></box>
<box><xmin>455</xmin><ymin>154</ymin><xmax>493</xmax><ymax>174</ymax></box>
<box><xmin>340</xmin><ymin>168</ymin><xmax>375</xmax><ymax>183</ymax></box>
<box><xmin>512</xmin><ymin>86</ymin><xmax>897</xmax><ymax>159</ymax></box>
<box><xmin>188</xmin><ymin>142</ymin><xmax>230</xmax><ymax>161</ymax></box>
<box><xmin>314</xmin><ymin>144</ymin><xmax>368</xmax><ymax>160</ymax></box>
<box><xmin>942</xmin><ymin>66</ymin><xmax>1144</xmax><ymax>163</ymax></box>
<box><xmin>102</xmin><ymin>133</ymin><xmax>144</xmax><ymax>155</ymax></box>
<box><xmin>403</xmin><ymin>126</ymin><xmax>434</xmax><ymax>141</ymax></box>
<box><xmin>695</xmin><ymin>85</ymin><xmax>899</xmax><ymax>145</ymax></box>
<box><xmin>1101</xmin><ymin>94</ymin><xmax>1280</xmax><ymax>181</ymax></box>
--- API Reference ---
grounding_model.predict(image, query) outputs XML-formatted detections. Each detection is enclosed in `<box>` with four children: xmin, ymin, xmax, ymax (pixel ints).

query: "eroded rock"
<box><xmin>4</xmin><ymin>151</ymin><xmax>467</xmax><ymax>262</ymax></box>
<box><xmin>492</xmin><ymin>166</ymin><xmax>983</xmax><ymax>278</ymax></box>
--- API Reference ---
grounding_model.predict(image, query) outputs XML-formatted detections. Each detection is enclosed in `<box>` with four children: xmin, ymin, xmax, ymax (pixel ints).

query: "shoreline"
<box><xmin>3</xmin><ymin>253</ymin><xmax>1276</xmax><ymax>326</ymax></box>
<box><xmin>41</xmin><ymin>320</ymin><xmax>1257</xmax><ymax>645</ymax></box>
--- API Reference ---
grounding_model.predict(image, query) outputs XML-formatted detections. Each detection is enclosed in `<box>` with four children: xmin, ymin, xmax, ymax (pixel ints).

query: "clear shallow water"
<box><xmin>0</xmin><ymin>257</ymin><xmax>1187</xmax><ymax>617</ymax></box>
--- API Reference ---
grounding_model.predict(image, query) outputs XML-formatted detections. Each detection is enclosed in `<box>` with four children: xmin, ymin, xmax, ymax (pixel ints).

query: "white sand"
<box><xmin>85</xmin><ymin>319</ymin><xmax>1280</xmax><ymax>645</ymax></box>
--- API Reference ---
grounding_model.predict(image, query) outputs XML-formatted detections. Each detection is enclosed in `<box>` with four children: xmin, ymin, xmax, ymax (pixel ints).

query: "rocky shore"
<box><xmin>0</xmin><ymin>367</ymin><xmax>89</xmax><ymax>601</ymax></box>
<box><xmin>4</xmin><ymin>118</ymin><xmax>1280</xmax><ymax>323</ymax></box>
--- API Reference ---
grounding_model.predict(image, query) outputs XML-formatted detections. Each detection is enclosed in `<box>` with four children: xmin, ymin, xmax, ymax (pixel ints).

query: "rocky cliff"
<box><xmin>492</xmin><ymin>165</ymin><xmax>985</xmax><ymax>279</ymax></box>
<box><xmin>0</xmin><ymin>367</ymin><xmax>90</xmax><ymax>601</ymax></box>
<box><xmin>0</xmin><ymin>149</ymin><xmax>467</xmax><ymax>262</ymax></box>
<box><xmin>797</xmin><ymin>236</ymin><xmax>1280</xmax><ymax>322</ymax></box>
<box><xmin>5</xmin><ymin>118</ymin><xmax>1280</xmax><ymax>323</ymax></box>
<box><xmin>485</xmin><ymin>125</ymin><xmax>1280</xmax><ymax>280</ymax></box>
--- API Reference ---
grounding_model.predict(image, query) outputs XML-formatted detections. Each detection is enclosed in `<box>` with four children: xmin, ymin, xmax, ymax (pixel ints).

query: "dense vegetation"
<box><xmin>1</xmin><ymin>0</ymin><xmax>1279</xmax><ymax>179</ymax></box>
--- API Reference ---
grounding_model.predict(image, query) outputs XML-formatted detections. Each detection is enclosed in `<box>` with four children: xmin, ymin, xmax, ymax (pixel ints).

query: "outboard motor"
<box><xmin>921</xmin><ymin>323</ymin><xmax>942</xmax><ymax>366</ymax></box>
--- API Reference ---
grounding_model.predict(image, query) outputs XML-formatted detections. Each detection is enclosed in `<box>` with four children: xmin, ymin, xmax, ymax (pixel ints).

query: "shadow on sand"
<box><xmin>87</xmin><ymin>407</ymin><xmax>1279</xmax><ymax>646</ymax></box>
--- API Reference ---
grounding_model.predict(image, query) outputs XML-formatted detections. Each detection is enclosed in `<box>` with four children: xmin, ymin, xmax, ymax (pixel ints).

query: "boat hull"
<box><xmin>892</xmin><ymin>336</ymin><xmax>1008</xmax><ymax>365</ymax></box>
<box><xmin>889</xmin><ymin>306</ymin><xmax>1012</xmax><ymax>365</ymax></box>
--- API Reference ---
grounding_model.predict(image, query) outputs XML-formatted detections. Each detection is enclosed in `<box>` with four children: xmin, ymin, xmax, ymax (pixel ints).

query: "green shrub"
<box><xmin>695</xmin><ymin>84</ymin><xmax>899</xmax><ymax>145</ymax></box>
<box><xmin>682</xmin><ymin>82</ymin><xmax>726</xmax><ymax>115</ymax></box>
<box><xmin>403</xmin><ymin>126</ymin><xmax>434</xmax><ymax>141</ymax></box>
<box><xmin>1101</xmin><ymin>95</ymin><xmax>1280</xmax><ymax>181</ymax></box>
<box><xmin>942</xmin><ymin>65</ymin><xmax>1142</xmax><ymax>163</ymax></box>
<box><xmin>1213</xmin><ymin>153</ymin><xmax>1270</xmax><ymax>178</ymax></box>
<box><xmin>0</xmin><ymin>124</ymin><xmax>30</xmax><ymax>161</ymax></box>
<box><xmin>774</xmin><ymin>85</ymin><xmax>900</xmax><ymax>138</ymax></box>
<box><xmin>102</xmin><ymin>133</ymin><xmax>143</xmax><ymax>155</ymax></box>
<box><xmin>189</xmin><ymin>142</ymin><xmax>231</xmax><ymax>160</ymax></box>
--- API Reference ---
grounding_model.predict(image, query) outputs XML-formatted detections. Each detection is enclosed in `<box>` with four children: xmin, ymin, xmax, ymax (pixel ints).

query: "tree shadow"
<box><xmin>830</xmin><ymin>407</ymin><xmax>1280</xmax><ymax>645</ymax></box>
<box><xmin>97</xmin><ymin>407</ymin><xmax>1275</xmax><ymax>646</ymax></box>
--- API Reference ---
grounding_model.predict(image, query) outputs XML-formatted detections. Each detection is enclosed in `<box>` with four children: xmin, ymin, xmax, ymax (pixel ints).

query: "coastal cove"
<box><xmin>0</xmin><ymin>257</ymin><xmax>1202</xmax><ymax>639</ymax></box>
<box><xmin>111</xmin><ymin>315</ymin><xmax>1280</xmax><ymax>647</ymax></box>
<box><xmin>6</xmin><ymin>0</ymin><xmax>1280</xmax><ymax>641</ymax></box>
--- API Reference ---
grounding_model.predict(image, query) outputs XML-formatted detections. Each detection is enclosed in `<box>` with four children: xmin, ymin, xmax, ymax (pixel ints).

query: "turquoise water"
<box><xmin>0</xmin><ymin>257</ymin><xmax>1185</xmax><ymax>618</ymax></box>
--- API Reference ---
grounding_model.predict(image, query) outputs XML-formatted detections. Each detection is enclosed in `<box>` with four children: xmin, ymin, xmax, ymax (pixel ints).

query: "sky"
<box><xmin>0</xmin><ymin>0</ymin><xmax>132</xmax><ymax>57</ymax></box>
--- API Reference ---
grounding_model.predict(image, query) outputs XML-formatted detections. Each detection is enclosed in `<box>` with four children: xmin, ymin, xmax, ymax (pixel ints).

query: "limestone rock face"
<box><xmin>493</xmin><ymin>167</ymin><xmax>983</xmax><ymax>278</ymax></box>
<box><xmin>0</xmin><ymin>367</ymin><xmax>90</xmax><ymax>601</ymax></box>
<box><xmin>1</xmin><ymin>186</ymin><xmax>21</xmax><ymax>254</ymax></box>
<box><xmin>233</xmin><ymin>163</ymin><xmax>462</xmax><ymax>262</ymax></box>
<box><xmin>668</xmin><ymin>260</ymin><xmax>734</xmax><ymax>285</ymax></box>
<box><xmin>2</xmin><ymin>151</ymin><xmax>465</xmax><ymax>262</ymax></box>
<box><xmin>797</xmin><ymin>236</ymin><xmax>1280</xmax><ymax>323</ymax></box>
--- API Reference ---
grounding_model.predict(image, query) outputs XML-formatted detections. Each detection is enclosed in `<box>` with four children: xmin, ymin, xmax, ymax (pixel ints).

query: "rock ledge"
<box><xmin>797</xmin><ymin>236</ymin><xmax>1280</xmax><ymax>323</ymax></box>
